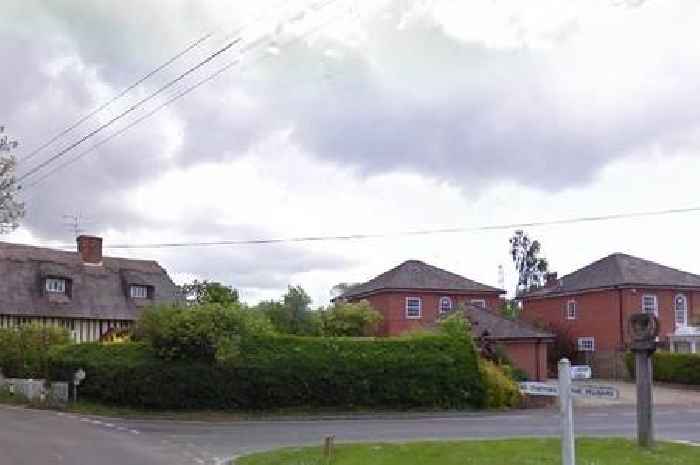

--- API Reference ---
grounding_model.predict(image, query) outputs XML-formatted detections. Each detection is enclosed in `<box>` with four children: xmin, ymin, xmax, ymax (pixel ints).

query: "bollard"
<box><xmin>323</xmin><ymin>435</ymin><xmax>335</xmax><ymax>463</ymax></box>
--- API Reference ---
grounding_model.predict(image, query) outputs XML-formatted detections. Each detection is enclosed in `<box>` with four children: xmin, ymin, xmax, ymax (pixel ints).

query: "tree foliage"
<box><xmin>0</xmin><ymin>325</ymin><xmax>71</xmax><ymax>378</ymax></box>
<box><xmin>179</xmin><ymin>280</ymin><xmax>239</xmax><ymax>305</ymax></box>
<box><xmin>133</xmin><ymin>303</ymin><xmax>274</xmax><ymax>363</ymax></box>
<box><xmin>0</xmin><ymin>126</ymin><xmax>24</xmax><ymax>233</ymax></box>
<box><xmin>320</xmin><ymin>300</ymin><xmax>383</xmax><ymax>337</ymax></box>
<box><xmin>509</xmin><ymin>230</ymin><xmax>548</xmax><ymax>293</ymax></box>
<box><xmin>255</xmin><ymin>285</ymin><xmax>322</xmax><ymax>336</ymax></box>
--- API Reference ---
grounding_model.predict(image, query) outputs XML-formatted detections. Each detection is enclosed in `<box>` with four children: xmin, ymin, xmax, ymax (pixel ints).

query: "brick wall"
<box><xmin>355</xmin><ymin>291</ymin><xmax>503</xmax><ymax>336</ymax></box>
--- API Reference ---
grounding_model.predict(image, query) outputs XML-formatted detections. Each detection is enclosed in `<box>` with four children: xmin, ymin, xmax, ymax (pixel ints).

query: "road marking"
<box><xmin>104</xmin><ymin>423</ymin><xmax>115</xmax><ymax>428</ymax></box>
<box><xmin>129</xmin><ymin>429</ymin><xmax>140</xmax><ymax>435</ymax></box>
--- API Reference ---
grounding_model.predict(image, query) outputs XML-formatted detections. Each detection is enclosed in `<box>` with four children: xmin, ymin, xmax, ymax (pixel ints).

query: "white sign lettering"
<box><xmin>570</xmin><ymin>365</ymin><xmax>591</xmax><ymax>380</ymax></box>
<box><xmin>570</xmin><ymin>384</ymin><xmax>619</xmax><ymax>400</ymax></box>
<box><xmin>518</xmin><ymin>382</ymin><xmax>560</xmax><ymax>397</ymax></box>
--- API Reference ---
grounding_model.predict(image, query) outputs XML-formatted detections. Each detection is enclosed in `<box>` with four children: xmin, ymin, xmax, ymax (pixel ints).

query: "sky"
<box><xmin>3</xmin><ymin>0</ymin><xmax>700</xmax><ymax>305</ymax></box>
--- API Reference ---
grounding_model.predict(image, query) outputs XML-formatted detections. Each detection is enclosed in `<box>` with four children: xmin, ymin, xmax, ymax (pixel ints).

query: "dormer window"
<box><xmin>46</xmin><ymin>278</ymin><xmax>66</xmax><ymax>294</ymax></box>
<box><xmin>130</xmin><ymin>285</ymin><xmax>150</xmax><ymax>299</ymax></box>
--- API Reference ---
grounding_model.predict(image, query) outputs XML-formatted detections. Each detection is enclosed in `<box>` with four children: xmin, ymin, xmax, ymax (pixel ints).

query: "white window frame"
<box><xmin>130</xmin><ymin>285</ymin><xmax>149</xmax><ymax>299</ymax></box>
<box><xmin>470</xmin><ymin>299</ymin><xmax>486</xmax><ymax>309</ymax></box>
<box><xmin>642</xmin><ymin>294</ymin><xmax>658</xmax><ymax>316</ymax></box>
<box><xmin>439</xmin><ymin>296</ymin><xmax>453</xmax><ymax>314</ymax></box>
<box><xmin>674</xmin><ymin>294</ymin><xmax>688</xmax><ymax>327</ymax></box>
<box><xmin>405</xmin><ymin>297</ymin><xmax>422</xmax><ymax>319</ymax></box>
<box><xmin>577</xmin><ymin>337</ymin><xmax>595</xmax><ymax>352</ymax></box>
<box><xmin>45</xmin><ymin>278</ymin><xmax>66</xmax><ymax>294</ymax></box>
<box><xmin>566</xmin><ymin>300</ymin><xmax>577</xmax><ymax>320</ymax></box>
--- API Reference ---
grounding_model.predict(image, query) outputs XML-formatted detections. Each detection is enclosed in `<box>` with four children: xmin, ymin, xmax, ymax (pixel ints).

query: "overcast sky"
<box><xmin>3</xmin><ymin>0</ymin><xmax>700</xmax><ymax>305</ymax></box>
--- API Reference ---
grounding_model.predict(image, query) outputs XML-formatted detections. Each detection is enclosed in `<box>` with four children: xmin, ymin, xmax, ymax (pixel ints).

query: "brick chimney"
<box><xmin>545</xmin><ymin>272</ymin><xmax>559</xmax><ymax>288</ymax></box>
<box><xmin>77</xmin><ymin>235</ymin><xmax>103</xmax><ymax>265</ymax></box>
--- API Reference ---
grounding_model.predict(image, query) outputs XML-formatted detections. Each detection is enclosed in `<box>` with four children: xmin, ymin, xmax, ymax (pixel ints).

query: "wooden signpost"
<box><xmin>519</xmin><ymin>358</ymin><xmax>620</xmax><ymax>465</ymax></box>
<box><xmin>629</xmin><ymin>313</ymin><xmax>658</xmax><ymax>448</ymax></box>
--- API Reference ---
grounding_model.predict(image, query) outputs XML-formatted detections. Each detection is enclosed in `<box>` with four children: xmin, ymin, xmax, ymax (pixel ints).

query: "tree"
<box><xmin>509</xmin><ymin>230</ymin><xmax>548</xmax><ymax>294</ymax></box>
<box><xmin>179</xmin><ymin>280</ymin><xmax>239</xmax><ymax>306</ymax></box>
<box><xmin>0</xmin><ymin>126</ymin><xmax>24</xmax><ymax>233</ymax></box>
<box><xmin>329</xmin><ymin>282</ymin><xmax>359</xmax><ymax>299</ymax></box>
<box><xmin>320</xmin><ymin>300</ymin><xmax>383</xmax><ymax>337</ymax></box>
<box><xmin>255</xmin><ymin>285</ymin><xmax>322</xmax><ymax>336</ymax></box>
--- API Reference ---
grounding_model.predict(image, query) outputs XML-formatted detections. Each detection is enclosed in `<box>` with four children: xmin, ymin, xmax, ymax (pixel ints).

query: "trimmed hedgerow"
<box><xmin>625</xmin><ymin>351</ymin><xmax>700</xmax><ymax>385</ymax></box>
<box><xmin>48</xmin><ymin>335</ymin><xmax>486</xmax><ymax>410</ymax></box>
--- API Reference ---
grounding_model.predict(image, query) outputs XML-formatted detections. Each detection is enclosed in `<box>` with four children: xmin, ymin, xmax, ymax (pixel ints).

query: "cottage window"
<box><xmin>675</xmin><ymin>294</ymin><xmax>688</xmax><ymax>327</ymax></box>
<box><xmin>439</xmin><ymin>296</ymin><xmax>453</xmax><ymax>314</ymax></box>
<box><xmin>130</xmin><ymin>285</ymin><xmax>149</xmax><ymax>299</ymax></box>
<box><xmin>642</xmin><ymin>294</ymin><xmax>658</xmax><ymax>315</ymax></box>
<box><xmin>577</xmin><ymin>337</ymin><xmax>595</xmax><ymax>352</ymax></box>
<box><xmin>470</xmin><ymin>299</ymin><xmax>486</xmax><ymax>309</ymax></box>
<box><xmin>46</xmin><ymin>278</ymin><xmax>66</xmax><ymax>294</ymax></box>
<box><xmin>566</xmin><ymin>300</ymin><xmax>577</xmax><ymax>320</ymax></box>
<box><xmin>405</xmin><ymin>297</ymin><xmax>422</xmax><ymax>319</ymax></box>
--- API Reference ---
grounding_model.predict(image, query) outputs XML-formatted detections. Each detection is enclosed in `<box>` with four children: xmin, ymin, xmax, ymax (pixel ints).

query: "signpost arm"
<box><xmin>559</xmin><ymin>358</ymin><xmax>575</xmax><ymax>465</ymax></box>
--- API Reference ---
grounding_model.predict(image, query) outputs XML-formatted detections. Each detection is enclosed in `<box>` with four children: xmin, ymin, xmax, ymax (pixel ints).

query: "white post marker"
<box><xmin>559</xmin><ymin>358</ymin><xmax>575</xmax><ymax>465</ymax></box>
<box><xmin>518</xmin><ymin>359</ymin><xmax>619</xmax><ymax>465</ymax></box>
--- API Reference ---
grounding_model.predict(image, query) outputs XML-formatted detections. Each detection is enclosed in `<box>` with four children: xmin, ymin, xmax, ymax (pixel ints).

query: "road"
<box><xmin>2</xmin><ymin>404</ymin><xmax>700</xmax><ymax>464</ymax></box>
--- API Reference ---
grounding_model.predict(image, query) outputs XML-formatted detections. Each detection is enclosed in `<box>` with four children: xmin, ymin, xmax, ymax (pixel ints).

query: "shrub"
<box><xmin>625</xmin><ymin>351</ymin><xmax>700</xmax><ymax>385</ymax></box>
<box><xmin>0</xmin><ymin>325</ymin><xmax>71</xmax><ymax>378</ymax></box>
<box><xmin>480</xmin><ymin>360</ymin><xmax>522</xmax><ymax>408</ymax></box>
<box><xmin>320</xmin><ymin>300</ymin><xmax>383</xmax><ymax>337</ymax></box>
<box><xmin>133</xmin><ymin>303</ymin><xmax>274</xmax><ymax>363</ymax></box>
<box><xmin>48</xmin><ymin>334</ymin><xmax>486</xmax><ymax>410</ymax></box>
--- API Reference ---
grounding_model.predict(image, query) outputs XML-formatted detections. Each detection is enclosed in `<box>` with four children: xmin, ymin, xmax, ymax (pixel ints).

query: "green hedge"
<box><xmin>625</xmin><ymin>351</ymin><xmax>700</xmax><ymax>385</ymax></box>
<box><xmin>48</xmin><ymin>335</ymin><xmax>486</xmax><ymax>410</ymax></box>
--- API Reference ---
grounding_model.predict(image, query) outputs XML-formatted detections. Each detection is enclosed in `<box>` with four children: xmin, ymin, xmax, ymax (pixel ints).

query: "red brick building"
<box><xmin>520</xmin><ymin>253</ymin><xmax>700</xmax><ymax>377</ymax></box>
<box><xmin>336</xmin><ymin>260</ymin><xmax>553</xmax><ymax>380</ymax></box>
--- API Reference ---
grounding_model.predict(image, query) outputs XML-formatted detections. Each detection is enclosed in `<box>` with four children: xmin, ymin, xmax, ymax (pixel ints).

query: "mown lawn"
<box><xmin>236</xmin><ymin>438</ymin><xmax>700</xmax><ymax>465</ymax></box>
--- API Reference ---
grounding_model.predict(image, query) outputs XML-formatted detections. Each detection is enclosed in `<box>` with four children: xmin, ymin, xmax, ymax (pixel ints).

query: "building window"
<box><xmin>405</xmin><ymin>297</ymin><xmax>422</xmax><ymax>319</ymax></box>
<box><xmin>642</xmin><ymin>294</ymin><xmax>658</xmax><ymax>315</ymax></box>
<box><xmin>675</xmin><ymin>294</ymin><xmax>688</xmax><ymax>327</ymax></box>
<box><xmin>577</xmin><ymin>337</ymin><xmax>595</xmax><ymax>352</ymax></box>
<box><xmin>46</xmin><ymin>278</ymin><xmax>66</xmax><ymax>294</ymax></box>
<box><xmin>566</xmin><ymin>300</ymin><xmax>577</xmax><ymax>320</ymax></box>
<box><xmin>130</xmin><ymin>285</ymin><xmax>149</xmax><ymax>299</ymax></box>
<box><xmin>470</xmin><ymin>299</ymin><xmax>486</xmax><ymax>309</ymax></box>
<box><xmin>439</xmin><ymin>296</ymin><xmax>453</xmax><ymax>314</ymax></box>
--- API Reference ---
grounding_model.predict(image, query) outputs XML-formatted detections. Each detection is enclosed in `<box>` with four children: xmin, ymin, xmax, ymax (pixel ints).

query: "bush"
<box><xmin>625</xmin><ymin>351</ymin><xmax>700</xmax><ymax>385</ymax></box>
<box><xmin>320</xmin><ymin>300</ymin><xmax>383</xmax><ymax>337</ymax></box>
<box><xmin>133</xmin><ymin>303</ymin><xmax>274</xmax><ymax>363</ymax></box>
<box><xmin>480</xmin><ymin>360</ymin><xmax>522</xmax><ymax>408</ymax></box>
<box><xmin>48</xmin><ymin>334</ymin><xmax>486</xmax><ymax>410</ymax></box>
<box><xmin>0</xmin><ymin>325</ymin><xmax>71</xmax><ymax>378</ymax></box>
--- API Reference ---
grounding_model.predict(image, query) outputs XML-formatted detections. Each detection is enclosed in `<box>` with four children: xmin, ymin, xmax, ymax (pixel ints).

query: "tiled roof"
<box><xmin>0</xmin><ymin>241</ymin><xmax>182</xmax><ymax>320</ymax></box>
<box><xmin>462</xmin><ymin>305</ymin><xmax>554</xmax><ymax>340</ymax></box>
<box><xmin>339</xmin><ymin>260</ymin><xmax>504</xmax><ymax>300</ymax></box>
<box><xmin>523</xmin><ymin>253</ymin><xmax>700</xmax><ymax>299</ymax></box>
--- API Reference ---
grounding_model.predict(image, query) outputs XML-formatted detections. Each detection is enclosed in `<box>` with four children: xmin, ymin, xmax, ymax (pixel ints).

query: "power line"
<box><xmin>19</xmin><ymin>32</ymin><xmax>215</xmax><ymax>165</ymax></box>
<box><xmin>16</xmin><ymin>36</ymin><xmax>243</xmax><ymax>183</ymax></box>
<box><xmin>20</xmin><ymin>0</ymin><xmax>351</xmax><ymax>192</ymax></box>
<box><xmin>47</xmin><ymin>205</ymin><xmax>700</xmax><ymax>250</ymax></box>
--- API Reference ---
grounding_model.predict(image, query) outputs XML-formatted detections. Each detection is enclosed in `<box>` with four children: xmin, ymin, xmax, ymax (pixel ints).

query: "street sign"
<box><xmin>518</xmin><ymin>382</ymin><xmax>559</xmax><ymax>397</ymax></box>
<box><xmin>570</xmin><ymin>365</ymin><xmax>591</xmax><ymax>380</ymax></box>
<box><xmin>570</xmin><ymin>384</ymin><xmax>619</xmax><ymax>400</ymax></box>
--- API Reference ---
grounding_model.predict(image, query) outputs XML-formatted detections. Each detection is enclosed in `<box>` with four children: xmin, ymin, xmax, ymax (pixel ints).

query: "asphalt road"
<box><xmin>2</xmin><ymin>404</ymin><xmax>700</xmax><ymax>464</ymax></box>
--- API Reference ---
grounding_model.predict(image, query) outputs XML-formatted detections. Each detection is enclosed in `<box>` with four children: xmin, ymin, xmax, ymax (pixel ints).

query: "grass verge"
<box><xmin>235</xmin><ymin>438</ymin><xmax>700</xmax><ymax>465</ymax></box>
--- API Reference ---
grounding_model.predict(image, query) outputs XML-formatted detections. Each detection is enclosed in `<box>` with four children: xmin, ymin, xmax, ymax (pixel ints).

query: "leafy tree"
<box><xmin>255</xmin><ymin>286</ymin><xmax>322</xmax><ymax>336</ymax></box>
<box><xmin>320</xmin><ymin>300</ymin><xmax>383</xmax><ymax>337</ymax></box>
<box><xmin>179</xmin><ymin>280</ymin><xmax>239</xmax><ymax>305</ymax></box>
<box><xmin>329</xmin><ymin>282</ymin><xmax>359</xmax><ymax>299</ymax></box>
<box><xmin>134</xmin><ymin>303</ymin><xmax>274</xmax><ymax>363</ymax></box>
<box><xmin>509</xmin><ymin>230</ymin><xmax>548</xmax><ymax>294</ymax></box>
<box><xmin>0</xmin><ymin>126</ymin><xmax>24</xmax><ymax>233</ymax></box>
